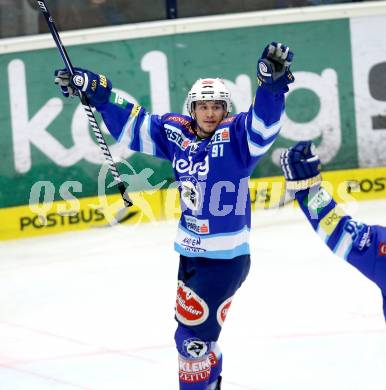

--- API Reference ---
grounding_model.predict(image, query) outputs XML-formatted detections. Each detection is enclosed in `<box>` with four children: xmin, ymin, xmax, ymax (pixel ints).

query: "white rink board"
<box><xmin>1</xmin><ymin>2</ymin><xmax>386</xmax><ymax>54</ymax></box>
<box><xmin>0</xmin><ymin>199</ymin><xmax>385</xmax><ymax>390</ymax></box>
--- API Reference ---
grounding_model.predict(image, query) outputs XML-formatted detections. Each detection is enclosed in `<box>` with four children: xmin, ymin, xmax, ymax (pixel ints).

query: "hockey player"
<box><xmin>54</xmin><ymin>42</ymin><xmax>294</xmax><ymax>389</ymax></box>
<box><xmin>280</xmin><ymin>141</ymin><xmax>386</xmax><ymax>321</ymax></box>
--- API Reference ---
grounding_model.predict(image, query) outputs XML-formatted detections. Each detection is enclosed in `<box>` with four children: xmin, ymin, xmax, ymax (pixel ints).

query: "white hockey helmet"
<box><xmin>186</xmin><ymin>78</ymin><xmax>232</xmax><ymax>115</ymax></box>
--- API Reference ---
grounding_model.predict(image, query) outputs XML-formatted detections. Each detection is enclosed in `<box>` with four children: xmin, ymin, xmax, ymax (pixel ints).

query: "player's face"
<box><xmin>193</xmin><ymin>101</ymin><xmax>226</xmax><ymax>138</ymax></box>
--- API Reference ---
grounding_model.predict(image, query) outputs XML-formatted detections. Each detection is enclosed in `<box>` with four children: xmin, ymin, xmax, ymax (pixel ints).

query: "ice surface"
<box><xmin>0</xmin><ymin>199</ymin><xmax>385</xmax><ymax>389</ymax></box>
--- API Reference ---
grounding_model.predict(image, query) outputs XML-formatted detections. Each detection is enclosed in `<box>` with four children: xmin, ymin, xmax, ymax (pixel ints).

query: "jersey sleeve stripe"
<box><xmin>246</xmin><ymin>128</ymin><xmax>277</xmax><ymax>157</ymax></box>
<box><xmin>119</xmin><ymin>114</ymin><xmax>136</xmax><ymax>146</ymax></box>
<box><xmin>249</xmin><ymin>127</ymin><xmax>280</xmax><ymax>147</ymax></box>
<box><xmin>316</xmin><ymin>224</ymin><xmax>329</xmax><ymax>243</ymax></box>
<box><xmin>333</xmin><ymin>231</ymin><xmax>353</xmax><ymax>260</ymax></box>
<box><xmin>138</xmin><ymin>113</ymin><xmax>156</xmax><ymax>155</ymax></box>
<box><xmin>119</xmin><ymin>108</ymin><xmax>157</xmax><ymax>156</ymax></box>
<box><xmin>119</xmin><ymin>105</ymin><xmax>140</xmax><ymax>144</ymax></box>
<box><xmin>245</xmin><ymin>108</ymin><xmax>283</xmax><ymax>156</ymax></box>
<box><xmin>251</xmin><ymin>109</ymin><xmax>283</xmax><ymax>139</ymax></box>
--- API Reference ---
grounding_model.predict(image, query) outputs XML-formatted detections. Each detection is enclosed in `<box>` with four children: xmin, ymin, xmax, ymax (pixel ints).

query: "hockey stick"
<box><xmin>36</xmin><ymin>0</ymin><xmax>133</xmax><ymax>212</ymax></box>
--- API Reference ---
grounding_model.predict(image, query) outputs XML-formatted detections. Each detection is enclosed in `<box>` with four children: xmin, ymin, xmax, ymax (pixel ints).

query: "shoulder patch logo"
<box><xmin>165</xmin><ymin>115</ymin><xmax>195</xmax><ymax>134</ymax></box>
<box><xmin>220</xmin><ymin>116</ymin><xmax>235</xmax><ymax>125</ymax></box>
<box><xmin>165</xmin><ymin>125</ymin><xmax>191</xmax><ymax>150</ymax></box>
<box><xmin>307</xmin><ymin>187</ymin><xmax>332</xmax><ymax>213</ymax></box>
<box><xmin>319</xmin><ymin>206</ymin><xmax>345</xmax><ymax>236</ymax></box>
<box><xmin>212</xmin><ymin>128</ymin><xmax>231</xmax><ymax>144</ymax></box>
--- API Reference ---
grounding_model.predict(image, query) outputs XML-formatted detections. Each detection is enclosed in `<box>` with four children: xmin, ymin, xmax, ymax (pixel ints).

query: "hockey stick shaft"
<box><xmin>36</xmin><ymin>0</ymin><xmax>133</xmax><ymax>207</ymax></box>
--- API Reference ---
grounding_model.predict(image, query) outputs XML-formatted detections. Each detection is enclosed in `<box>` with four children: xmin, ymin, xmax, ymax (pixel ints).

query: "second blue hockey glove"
<box><xmin>280</xmin><ymin>141</ymin><xmax>322</xmax><ymax>191</ymax></box>
<box><xmin>257</xmin><ymin>42</ymin><xmax>295</xmax><ymax>94</ymax></box>
<box><xmin>54</xmin><ymin>68</ymin><xmax>112</xmax><ymax>108</ymax></box>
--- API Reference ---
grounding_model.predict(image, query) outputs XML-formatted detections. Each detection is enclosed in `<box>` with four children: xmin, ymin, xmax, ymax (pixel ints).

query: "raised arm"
<box><xmin>280</xmin><ymin>141</ymin><xmax>386</xmax><ymax>314</ymax></box>
<box><xmin>236</xmin><ymin>42</ymin><xmax>294</xmax><ymax>167</ymax></box>
<box><xmin>54</xmin><ymin>68</ymin><xmax>176</xmax><ymax>161</ymax></box>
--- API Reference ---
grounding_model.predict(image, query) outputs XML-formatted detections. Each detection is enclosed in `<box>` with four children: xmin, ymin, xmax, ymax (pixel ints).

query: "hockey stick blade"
<box><xmin>36</xmin><ymin>0</ymin><xmax>133</xmax><ymax>213</ymax></box>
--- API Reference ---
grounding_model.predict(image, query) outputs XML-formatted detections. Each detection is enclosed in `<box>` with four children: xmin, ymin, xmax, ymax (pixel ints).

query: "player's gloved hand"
<box><xmin>257</xmin><ymin>42</ymin><xmax>294</xmax><ymax>93</ymax></box>
<box><xmin>280</xmin><ymin>141</ymin><xmax>322</xmax><ymax>192</ymax></box>
<box><xmin>54</xmin><ymin>68</ymin><xmax>112</xmax><ymax>108</ymax></box>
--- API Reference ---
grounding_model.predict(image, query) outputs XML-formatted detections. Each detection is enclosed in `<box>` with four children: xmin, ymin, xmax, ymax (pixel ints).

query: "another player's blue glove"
<box><xmin>257</xmin><ymin>42</ymin><xmax>294</xmax><ymax>93</ymax></box>
<box><xmin>54</xmin><ymin>68</ymin><xmax>112</xmax><ymax>108</ymax></box>
<box><xmin>280</xmin><ymin>141</ymin><xmax>322</xmax><ymax>192</ymax></box>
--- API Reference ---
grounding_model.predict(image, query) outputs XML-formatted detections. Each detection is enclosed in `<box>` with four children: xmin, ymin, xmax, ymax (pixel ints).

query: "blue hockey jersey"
<box><xmin>97</xmin><ymin>87</ymin><xmax>284</xmax><ymax>259</ymax></box>
<box><xmin>296</xmin><ymin>186</ymin><xmax>386</xmax><ymax>319</ymax></box>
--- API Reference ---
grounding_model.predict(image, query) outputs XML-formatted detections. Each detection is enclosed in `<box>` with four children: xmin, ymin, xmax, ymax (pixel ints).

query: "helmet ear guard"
<box><xmin>187</xmin><ymin>78</ymin><xmax>232</xmax><ymax>115</ymax></box>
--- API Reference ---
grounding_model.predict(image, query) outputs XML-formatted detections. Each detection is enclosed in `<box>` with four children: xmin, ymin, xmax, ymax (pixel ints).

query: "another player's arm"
<box><xmin>281</xmin><ymin>142</ymin><xmax>386</xmax><ymax>321</ymax></box>
<box><xmin>298</xmin><ymin>183</ymin><xmax>383</xmax><ymax>286</ymax></box>
<box><xmin>297</xmin><ymin>186</ymin><xmax>372</xmax><ymax>256</ymax></box>
<box><xmin>234</xmin><ymin>42</ymin><xmax>294</xmax><ymax>166</ymax></box>
<box><xmin>280</xmin><ymin>141</ymin><xmax>379</xmax><ymax>279</ymax></box>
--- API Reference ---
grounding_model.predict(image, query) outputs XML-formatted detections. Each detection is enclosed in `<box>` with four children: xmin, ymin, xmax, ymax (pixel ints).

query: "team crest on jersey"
<box><xmin>176</xmin><ymin>281</ymin><xmax>209</xmax><ymax>326</ymax></box>
<box><xmin>184</xmin><ymin>215</ymin><xmax>210</xmax><ymax>234</ymax></box>
<box><xmin>216</xmin><ymin>296</ymin><xmax>233</xmax><ymax>326</ymax></box>
<box><xmin>180</xmin><ymin>177</ymin><xmax>202</xmax><ymax>211</ymax></box>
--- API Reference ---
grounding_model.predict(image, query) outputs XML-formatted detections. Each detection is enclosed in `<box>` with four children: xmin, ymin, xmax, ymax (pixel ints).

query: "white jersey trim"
<box><xmin>251</xmin><ymin>110</ymin><xmax>282</xmax><ymax>139</ymax></box>
<box><xmin>175</xmin><ymin>224</ymin><xmax>250</xmax><ymax>259</ymax></box>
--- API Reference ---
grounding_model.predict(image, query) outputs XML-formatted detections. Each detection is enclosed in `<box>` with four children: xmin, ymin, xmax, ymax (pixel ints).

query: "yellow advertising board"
<box><xmin>1</xmin><ymin>166</ymin><xmax>385</xmax><ymax>240</ymax></box>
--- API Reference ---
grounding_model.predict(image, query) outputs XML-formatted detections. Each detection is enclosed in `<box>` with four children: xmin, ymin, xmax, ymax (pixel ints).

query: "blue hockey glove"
<box><xmin>54</xmin><ymin>68</ymin><xmax>112</xmax><ymax>108</ymax></box>
<box><xmin>280</xmin><ymin>141</ymin><xmax>322</xmax><ymax>191</ymax></box>
<box><xmin>257</xmin><ymin>42</ymin><xmax>294</xmax><ymax>93</ymax></box>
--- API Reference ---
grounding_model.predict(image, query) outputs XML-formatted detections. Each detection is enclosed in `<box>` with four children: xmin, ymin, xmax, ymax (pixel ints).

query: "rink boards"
<box><xmin>2</xmin><ymin>4</ymin><xmax>386</xmax><ymax>213</ymax></box>
<box><xmin>1</xmin><ymin>3</ymin><xmax>386</xmax><ymax>240</ymax></box>
<box><xmin>0</xmin><ymin>166</ymin><xmax>385</xmax><ymax>240</ymax></box>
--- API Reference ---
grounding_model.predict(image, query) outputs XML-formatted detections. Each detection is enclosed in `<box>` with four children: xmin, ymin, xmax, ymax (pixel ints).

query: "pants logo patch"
<box><xmin>175</xmin><ymin>281</ymin><xmax>209</xmax><ymax>326</ymax></box>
